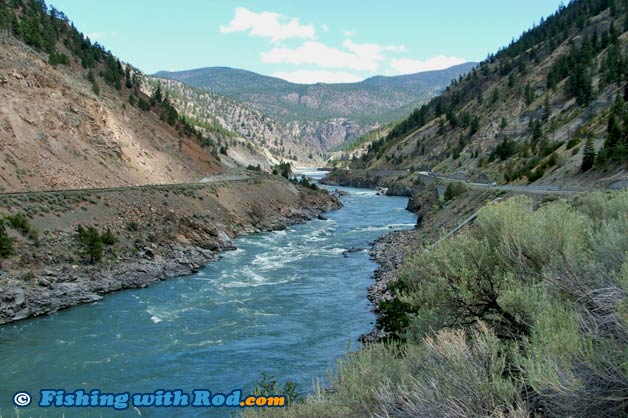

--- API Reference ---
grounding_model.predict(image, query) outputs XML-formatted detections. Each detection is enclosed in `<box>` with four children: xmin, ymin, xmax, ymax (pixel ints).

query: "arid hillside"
<box><xmin>0</xmin><ymin>38</ymin><xmax>224</xmax><ymax>192</ymax></box>
<box><xmin>341</xmin><ymin>0</ymin><xmax>628</xmax><ymax>190</ymax></box>
<box><xmin>0</xmin><ymin>0</ymin><xmax>227</xmax><ymax>193</ymax></box>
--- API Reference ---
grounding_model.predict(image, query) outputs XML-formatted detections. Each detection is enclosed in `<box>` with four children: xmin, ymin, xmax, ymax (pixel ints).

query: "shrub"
<box><xmin>74</xmin><ymin>225</ymin><xmax>114</xmax><ymax>263</ymax></box>
<box><xmin>250</xmin><ymin>192</ymin><xmax>628</xmax><ymax>418</ymax></box>
<box><xmin>101</xmin><ymin>228</ymin><xmax>116</xmax><ymax>246</ymax></box>
<box><xmin>0</xmin><ymin>222</ymin><xmax>13</xmax><ymax>258</ymax></box>
<box><xmin>444</xmin><ymin>182</ymin><xmax>466</xmax><ymax>201</ymax></box>
<box><xmin>137</xmin><ymin>97</ymin><xmax>150</xmax><ymax>111</ymax></box>
<box><xmin>6</xmin><ymin>213</ymin><xmax>30</xmax><ymax>234</ymax></box>
<box><xmin>273</xmin><ymin>162</ymin><xmax>292</xmax><ymax>179</ymax></box>
<box><xmin>253</xmin><ymin>373</ymin><xmax>300</xmax><ymax>406</ymax></box>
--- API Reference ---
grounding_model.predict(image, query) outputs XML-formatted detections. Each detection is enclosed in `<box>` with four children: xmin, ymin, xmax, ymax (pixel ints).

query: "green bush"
<box><xmin>74</xmin><ymin>225</ymin><xmax>116</xmax><ymax>263</ymax></box>
<box><xmin>393</xmin><ymin>193</ymin><xmax>628</xmax><ymax>416</ymax></box>
<box><xmin>444</xmin><ymin>182</ymin><xmax>466</xmax><ymax>201</ymax></box>
<box><xmin>137</xmin><ymin>97</ymin><xmax>150</xmax><ymax>111</ymax></box>
<box><xmin>273</xmin><ymin>162</ymin><xmax>292</xmax><ymax>179</ymax></box>
<box><xmin>5</xmin><ymin>212</ymin><xmax>30</xmax><ymax>233</ymax></box>
<box><xmin>5</xmin><ymin>212</ymin><xmax>38</xmax><ymax>242</ymax></box>
<box><xmin>0</xmin><ymin>222</ymin><xmax>13</xmax><ymax>258</ymax></box>
<box><xmin>101</xmin><ymin>228</ymin><xmax>115</xmax><ymax>246</ymax></box>
<box><xmin>258</xmin><ymin>192</ymin><xmax>628</xmax><ymax>418</ymax></box>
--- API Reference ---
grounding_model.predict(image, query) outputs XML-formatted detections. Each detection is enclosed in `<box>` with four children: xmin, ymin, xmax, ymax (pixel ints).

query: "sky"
<box><xmin>48</xmin><ymin>0</ymin><xmax>568</xmax><ymax>84</ymax></box>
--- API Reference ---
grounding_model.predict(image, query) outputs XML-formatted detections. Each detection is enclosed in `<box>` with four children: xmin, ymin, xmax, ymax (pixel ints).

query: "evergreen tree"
<box><xmin>124</xmin><ymin>66</ymin><xmax>132</xmax><ymax>89</ymax></box>
<box><xmin>137</xmin><ymin>97</ymin><xmax>150</xmax><ymax>111</ymax></box>
<box><xmin>151</xmin><ymin>83</ymin><xmax>163</xmax><ymax>105</ymax></box>
<box><xmin>74</xmin><ymin>225</ymin><xmax>103</xmax><ymax>263</ymax></box>
<box><xmin>437</xmin><ymin>118</ymin><xmax>446</xmax><ymax>135</ymax></box>
<box><xmin>569</xmin><ymin>65</ymin><xmax>593</xmax><ymax>106</ymax></box>
<box><xmin>596</xmin><ymin>147</ymin><xmax>608</xmax><ymax>170</ymax></box>
<box><xmin>543</xmin><ymin>94</ymin><xmax>552</xmax><ymax>122</ymax></box>
<box><xmin>606</xmin><ymin>114</ymin><xmax>623</xmax><ymax>157</ymax></box>
<box><xmin>605</xmin><ymin>95</ymin><xmax>626</xmax><ymax>160</ymax></box>
<box><xmin>0</xmin><ymin>222</ymin><xmax>13</xmax><ymax>258</ymax></box>
<box><xmin>101</xmin><ymin>228</ymin><xmax>115</xmax><ymax>246</ymax></box>
<box><xmin>524</xmin><ymin>83</ymin><xmax>535</xmax><ymax>106</ymax></box>
<box><xmin>581</xmin><ymin>138</ymin><xmax>596</xmax><ymax>171</ymax></box>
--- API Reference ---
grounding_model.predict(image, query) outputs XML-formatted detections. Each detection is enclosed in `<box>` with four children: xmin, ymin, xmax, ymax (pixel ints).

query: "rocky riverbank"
<box><xmin>0</xmin><ymin>175</ymin><xmax>341</xmax><ymax>324</ymax></box>
<box><xmin>359</xmin><ymin>186</ymin><xmax>503</xmax><ymax>342</ymax></box>
<box><xmin>360</xmin><ymin>228</ymin><xmax>418</xmax><ymax>342</ymax></box>
<box><xmin>321</xmin><ymin>169</ymin><xmax>419</xmax><ymax>197</ymax></box>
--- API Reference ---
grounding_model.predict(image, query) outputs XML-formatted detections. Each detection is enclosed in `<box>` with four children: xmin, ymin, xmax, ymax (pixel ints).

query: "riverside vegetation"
<box><xmin>246</xmin><ymin>190</ymin><xmax>628</xmax><ymax>418</ymax></box>
<box><xmin>0</xmin><ymin>175</ymin><xmax>340</xmax><ymax>324</ymax></box>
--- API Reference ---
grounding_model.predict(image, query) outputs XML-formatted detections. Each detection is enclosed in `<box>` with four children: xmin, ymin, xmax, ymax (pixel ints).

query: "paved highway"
<box><xmin>416</xmin><ymin>171</ymin><xmax>594</xmax><ymax>194</ymax></box>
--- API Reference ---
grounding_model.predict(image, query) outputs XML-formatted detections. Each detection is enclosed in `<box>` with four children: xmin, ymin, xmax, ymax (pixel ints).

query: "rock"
<box><xmin>0</xmin><ymin>182</ymin><xmax>343</xmax><ymax>325</ymax></box>
<box><xmin>14</xmin><ymin>289</ymin><xmax>25</xmax><ymax>307</ymax></box>
<box><xmin>342</xmin><ymin>247</ymin><xmax>363</xmax><ymax>257</ymax></box>
<box><xmin>38</xmin><ymin>278</ymin><xmax>52</xmax><ymax>287</ymax></box>
<box><xmin>41</xmin><ymin>268</ymin><xmax>57</xmax><ymax>277</ymax></box>
<box><xmin>217</xmin><ymin>230</ymin><xmax>236</xmax><ymax>250</ymax></box>
<box><xmin>317</xmin><ymin>214</ymin><xmax>328</xmax><ymax>220</ymax></box>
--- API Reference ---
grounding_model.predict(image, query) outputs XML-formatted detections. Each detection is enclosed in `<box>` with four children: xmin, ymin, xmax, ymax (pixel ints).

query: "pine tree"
<box><xmin>605</xmin><ymin>95</ymin><xmax>626</xmax><ymax>160</ymax></box>
<box><xmin>437</xmin><ymin>118</ymin><xmax>446</xmax><ymax>135</ymax></box>
<box><xmin>151</xmin><ymin>83</ymin><xmax>163</xmax><ymax>105</ymax></box>
<box><xmin>569</xmin><ymin>65</ymin><xmax>593</xmax><ymax>106</ymax></box>
<box><xmin>524</xmin><ymin>83</ymin><xmax>535</xmax><ymax>106</ymax></box>
<box><xmin>124</xmin><ymin>66</ymin><xmax>132</xmax><ymax>89</ymax></box>
<box><xmin>596</xmin><ymin>147</ymin><xmax>608</xmax><ymax>170</ymax></box>
<box><xmin>74</xmin><ymin>225</ymin><xmax>103</xmax><ymax>263</ymax></box>
<box><xmin>0</xmin><ymin>222</ymin><xmax>13</xmax><ymax>258</ymax></box>
<box><xmin>581</xmin><ymin>138</ymin><xmax>596</xmax><ymax>171</ymax></box>
<box><xmin>543</xmin><ymin>94</ymin><xmax>552</xmax><ymax>122</ymax></box>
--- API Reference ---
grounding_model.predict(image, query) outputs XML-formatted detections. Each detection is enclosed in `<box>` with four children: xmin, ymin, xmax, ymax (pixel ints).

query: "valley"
<box><xmin>155</xmin><ymin>63</ymin><xmax>476</xmax><ymax>152</ymax></box>
<box><xmin>0</xmin><ymin>0</ymin><xmax>628</xmax><ymax>417</ymax></box>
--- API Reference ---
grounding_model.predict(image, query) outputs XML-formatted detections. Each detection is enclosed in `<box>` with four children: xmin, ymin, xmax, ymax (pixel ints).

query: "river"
<box><xmin>0</xmin><ymin>181</ymin><xmax>416</xmax><ymax>418</ymax></box>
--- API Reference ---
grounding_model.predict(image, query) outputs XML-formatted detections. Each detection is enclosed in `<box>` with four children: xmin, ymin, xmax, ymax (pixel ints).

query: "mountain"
<box><xmin>154</xmin><ymin>63</ymin><xmax>476</xmax><ymax>151</ymax></box>
<box><xmin>338</xmin><ymin>0</ymin><xmax>628</xmax><ymax>189</ymax></box>
<box><xmin>0</xmin><ymin>0</ymin><xmax>237</xmax><ymax>192</ymax></box>
<box><xmin>142</xmin><ymin>76</ymin><xmax>319</xmax><ymax>166</ymax></box>
<box><xmin>154</xmin><ymin>64</ymin><xmax>476</xmax><ymax>121</ymax></box>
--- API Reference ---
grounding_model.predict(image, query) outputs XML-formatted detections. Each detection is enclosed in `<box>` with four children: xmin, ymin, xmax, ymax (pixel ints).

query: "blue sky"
<box><xmin>49</xmin><ymin>0</ymin><xmax>568</xmax><ymax>84</ymax></box>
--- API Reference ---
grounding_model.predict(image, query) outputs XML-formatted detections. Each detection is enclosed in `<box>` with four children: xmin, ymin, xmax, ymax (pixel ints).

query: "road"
<box><xmin>416</xmin><ymin>171</ymin><xmax>594</xmax><ymax>194</ymax></box>
<box><xmin>0</xmin><ymin>174</ymin><xmax>252</xmax><ymax>198</ymax></box>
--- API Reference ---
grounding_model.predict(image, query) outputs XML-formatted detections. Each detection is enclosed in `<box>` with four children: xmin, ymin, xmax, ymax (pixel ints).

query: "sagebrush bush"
<box><xmin>250</xmin><ymin>191</ymin><xmax>628</xmax><ymax>418</ymax></box>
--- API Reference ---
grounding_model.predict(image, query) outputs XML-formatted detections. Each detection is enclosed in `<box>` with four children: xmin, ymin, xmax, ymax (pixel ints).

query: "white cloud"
<box><xmin>261</xmin><ymin>40</ymin><xmax>405</xmax><ymax>73</ymax></box>
<box><xmin>342</xmin><ymin>39</ymin><xmax>405</xmax><ymax>62</ymax></box>
<box><xmin>88</xmin><ymin>32</ymin><xmax>117</xmax><ymax>41</ymax></box>
<box><xmin>343</xmin><ymin>30</ymin><xmax>356</xmax><ymax>37</ymax></box>
<box><xmin>389</xmin><ymin>55</ymin><xmax>467</xmax><ymax>75</ymax></box>
<box><xmin>272</xmin><ymin>70</ymin><xmax>365</xmax><ymax>84</ymax></box>
<box><xmin>220</xmin><ymin>8</ymin><xmax>315</xmax><ymax>42</ymax></box>
<box><xmin>321</xmin><ymin>24</ymin><xmax>329</xmax><ymax>32</ymax></box>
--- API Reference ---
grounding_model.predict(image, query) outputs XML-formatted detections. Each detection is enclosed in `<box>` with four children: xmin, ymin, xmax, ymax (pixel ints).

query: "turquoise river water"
<box><xmin>0</xmin><ymin>180</ymin><xmax>416</xmax><ymax>418</ymax></box>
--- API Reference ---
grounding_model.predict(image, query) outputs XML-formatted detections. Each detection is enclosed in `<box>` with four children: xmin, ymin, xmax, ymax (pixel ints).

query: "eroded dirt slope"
<box><xmin>0</xmin><ymin>38</ymin><xmax>222</xmax><ymax>192</ymax></box>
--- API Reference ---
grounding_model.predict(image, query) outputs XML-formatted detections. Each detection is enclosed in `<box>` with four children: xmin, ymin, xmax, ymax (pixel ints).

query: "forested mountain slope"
<box><xmin>143</xmin><ymin>77</ymin><xmax>318</xmax><ymax>164</ymax></box>
<box><xmin>155</xmin><ymin>63</ymin><xmax>476</xmax><ymax>151</ymax></box>
<box><xmin>349</xmin><ymin>0</ymin><xmax>628</xmax><ymax>189</ymax></box>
